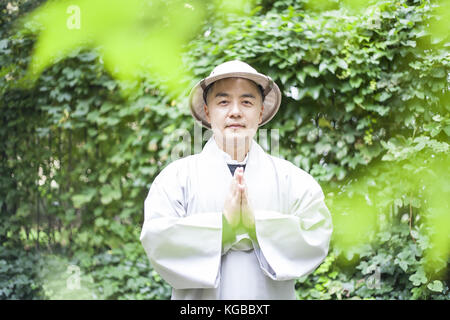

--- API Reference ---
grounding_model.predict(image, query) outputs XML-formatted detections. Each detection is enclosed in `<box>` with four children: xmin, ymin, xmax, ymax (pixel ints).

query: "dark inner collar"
<box><xmin>227</xmin><ymin>163</ymin><xmax>246</xmax><ymax>176</ymax></box>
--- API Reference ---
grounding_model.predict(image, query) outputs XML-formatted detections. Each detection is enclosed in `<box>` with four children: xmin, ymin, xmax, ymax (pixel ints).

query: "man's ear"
<box><xmin>204</xmin><ymin>104</ymin><xmax>211</xmax><ymax>124</ymax></box>
<box><xmin>259</xmin><ymin>105</ymin><xmax>264</xmax><ymax>124</ymax></box>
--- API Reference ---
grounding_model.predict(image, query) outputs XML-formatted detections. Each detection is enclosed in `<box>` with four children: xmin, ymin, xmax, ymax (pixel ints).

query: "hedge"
<box><xmin>0</xmin><ymin>0</ymin><xmax>448</xmax><ymax>299</ymax></box>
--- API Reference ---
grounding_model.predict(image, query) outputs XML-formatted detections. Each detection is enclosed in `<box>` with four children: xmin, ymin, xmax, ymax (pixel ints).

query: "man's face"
<box><xmin>204</xmin><ymin>77</ymin><xmax>264</xmax><ymax>150</ymax></box>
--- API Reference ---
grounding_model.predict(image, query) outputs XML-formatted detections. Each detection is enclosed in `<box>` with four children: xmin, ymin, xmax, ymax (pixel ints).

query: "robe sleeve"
<box><xmin>253</xmin><ymin>164</ymin><xmax>333</xmax><ymax>281</ymax></box>
<box><xmin>139</xmin><ymin>162</ymin><xmax>223</xmax><ymax>289</ymax></box>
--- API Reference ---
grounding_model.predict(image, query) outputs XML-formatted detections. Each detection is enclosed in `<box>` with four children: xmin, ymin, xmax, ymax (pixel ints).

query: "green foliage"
<box><xmin>1</xmin><ymin>0</ymin><xmax>448</xmax><ymax>299</ymax></box>
<box><xmin>0</xmin><ymin>246</ymin><xmax>45</xmax><ymax>299</ymax></box>
<box><xmin>21</xmin><ymin>0</ymin><xmax>212</xmax><ymax>94</ymax></box>
<box><xmin>41</xmin><ymin>237</ymin><xmax>171</xmax><ymax>300</ymax></box>
<box><xmin>82</xmin><ymin>241</ymin><xmax>171</xmax><ymax>300</ymax></box>
<box><xmin>297</xmin><ymin>223</ymin><xmax>450</xmax><ymax>300</ymax></box>
<box><xmin>0</xmin><ymin>241</ymin><xmax>171</xmax><ymax>300</ymax></box>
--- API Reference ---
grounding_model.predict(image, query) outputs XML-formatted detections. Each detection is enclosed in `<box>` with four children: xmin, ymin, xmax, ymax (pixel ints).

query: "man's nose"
<box><xmin>228</xmin><ymin>101</ymin><xmax>242</xmax><ymax>117</ymax></box>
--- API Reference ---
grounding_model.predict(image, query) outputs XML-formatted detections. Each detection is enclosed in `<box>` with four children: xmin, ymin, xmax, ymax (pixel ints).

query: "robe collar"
<box><xmin>201</xmin><ymin>135</ymin><xmax>259</xmax><ymax>166</ymax></box>
<box><xmin>200</xmin><ymin>135</ymin><xmax>266</xmax><ymax>184</ymax></box>
<box><xmin>209</xmin><ymin>137</ymin><xmax>249</xmax><ymax>165</ymax></box>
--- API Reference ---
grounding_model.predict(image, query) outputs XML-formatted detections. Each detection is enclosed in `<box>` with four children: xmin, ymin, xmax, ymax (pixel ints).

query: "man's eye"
<box><xmin>243</xmin><ymin>100</ymin><xmax>252</xmax><ymax>105</ymax></box>
<box><xmin>219</xmin><ymin>100</ymin><xmax>228</xmax><ymax>105</ymax></box>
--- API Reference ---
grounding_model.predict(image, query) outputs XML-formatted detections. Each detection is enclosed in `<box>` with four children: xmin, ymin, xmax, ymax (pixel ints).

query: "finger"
<box><xmin>241</xmin><ymin>184</ymin><xmax>247</xmax><ymax>196</ymax></box>
<box><xmin>238</xmin><ymin>168</ymin><xmax>244</xmax><ymax>184</ymax></box>
<box><xmin>233</xmin><ymin>180</ymin><xmax>240</xmax><ymax>198</ymax></box>
<box><xmin>229</xmin><ymin>177</ymin><xmax>239</xmax><ymax>199</ymax></box>
<box><xmin>235</xmin><ymin>173</ymin><xmax>243</xmax><ymax>188</ymax></box>
<box><xmin>232</xmin><ymin>182</ymin><xmax>241</xmax><ymax>201</ymax></box>
<box><xmin>233</xmin><ymin>167</ymin><xmax>241</xmax><ymax>181</ymax></box>
<box><xmin>241</xmin><ymin>185</ymin><xmax>251</xmax><ymax>208</ymax></box>
<box><xmin>241</xmin><ymin>188</ymin><xmax>249</xmax><ymax>207</ymax></box>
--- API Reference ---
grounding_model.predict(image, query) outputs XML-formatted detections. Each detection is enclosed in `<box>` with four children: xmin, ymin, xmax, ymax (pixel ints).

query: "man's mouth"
<box><xmin>226</xmin><ymin>124</ymin><xmax>245</xmax><ymax>129</ymax></box>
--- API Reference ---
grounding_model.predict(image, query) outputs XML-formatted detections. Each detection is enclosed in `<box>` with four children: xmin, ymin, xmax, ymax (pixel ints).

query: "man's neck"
<box><xmin>214</xmin><ymin>135</ymin><xmax>252</xmax><ymax>162</ymax></box>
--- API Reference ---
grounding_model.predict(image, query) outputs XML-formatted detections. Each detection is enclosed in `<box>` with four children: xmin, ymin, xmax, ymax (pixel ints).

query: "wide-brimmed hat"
<box><xmin>188</xmin><ymin>60</ymin><xmax>282</xmax><ymax>129</ymax></box>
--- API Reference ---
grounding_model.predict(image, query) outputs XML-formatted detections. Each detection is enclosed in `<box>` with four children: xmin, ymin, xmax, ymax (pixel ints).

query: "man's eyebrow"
<box><xmin>214</xmin><ymin>92</ymin><xmax>229</xmax><ymax>98</ymax></box>
<box><xmin>214</xmin><ymin>92</ymin><xmax>256</xmax><ymax>99</ymax></box>
<box><xmin>241</xmin><ymin>93</ymin><xmax>256</xmax><ymax>99</ymax></box>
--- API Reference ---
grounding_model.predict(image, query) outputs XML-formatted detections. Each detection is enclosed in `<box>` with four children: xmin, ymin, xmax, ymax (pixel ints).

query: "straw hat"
<box><xmin>188</xmin><ymin>60</ymin><xmax>282</xmax><ymax>129</ymax></box>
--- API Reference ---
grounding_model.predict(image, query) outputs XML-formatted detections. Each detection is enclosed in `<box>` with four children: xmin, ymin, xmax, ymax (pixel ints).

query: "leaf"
<box><xmin>315</xmin><ymin>142</ymin><xmax>332</xmax><ymax>154</ymax></box>
<box><xmin>319</xmin><ymin>61</ymin><xmax>328</xmax><ymax>73</ymax></box>
<box><xmin>280</xmin><ymin>73</ymin><xmax>290</xmax><ymax>84</ymax></box>
<box><xmin>427</xmin><ymin>280</ymin><xmax>443</xmax><ymax>292</ymax></box>
<box><xmin>296</xmin><ymin>71</ymin><xmax>306</xmax><ymax>84</ymax></box>
<box><xmin>336</xmin><ymin>59</ymin><xmax>348</xmax><ymax>70</ymax></box>
<box><xmin>431</xmin><ymin>67</ymin><xmax>446</xmax><ymax>78</ymax></box>
<box><xmin>318</xmin><ymin>118</ymin><xmax>332</xmax><ymax>129</ymax></box>
<box><xmin>105</xmin><ymin>117</ymin><xmax>120</xmax><ymax>126</ymax></box>
<box><xmin>374</xmin><ymin>91</ymin><xmax>391</xmax><ymax>102</ymax></box>
<box><xmin>72</xmin><ymin>188</ymin><xmax>97</xmax><ymax>208</ymax></box>
<box><xmin>310</xmin><ymin>86</ymin><xmax>321</xmax><ymax>100</ymax></box>
<box><xmin>303</xmin><ymin>65</ymin><xmax>320</xmax><ymax>78</ymax></box>
<box><xmin>100</xmin><ymin>102</ymin><xmax>115</xmax><ymax>114</ymax></box>
<box><xmin>72</xmin><ymin>101</ymin><xmax>90</xmax><ymax>118</ymax></box>
<box><xmin>95</xmin><ymin>217</ymin><xmax>109</xmax><ymax>228</ymax></box>
<box><xmin>345</xmin><ymin>103</ymin><xmax>355</xmax><ymax>112</ymax></box>
<box><xmin>16</xmin><ymin>205</ymin><xmax>31</xmax><ymax>218</ymax></box>
<box><xmin>100</xmin><ymin>184</ymin><xmax>122</xmax><ymax>205</ymax></box>
<box><xmin>353</xmin><ymin>96</ymin><xmax>363</xmax><ymax>104</ymax></box>
<box><xmin>399</xmin><ymin>261</ymin><xmax>408</xmax><ymax>272</ymax></box>
<box><xmin>78</xmin><ymin>52</ymin><xmax>98</xmax><ymax>62</ymax></box>
<box><xmin>444</xmin><ymin>125</ymin><xmax>450</xmax><ymax>136</ymax></box>
<box><xmin>0</xmin><ymin>39</ymin><xmax>8</xmax><ymax>50</ymax></box>
<box><xmin>349</xmin><ymin>77</ymin><xmax>363</xmax><ymax>88</ymax></box>
<box><xmin>86</xmin><ymin>110</ymin><xmax>100</xmax><ymax>123</ymax></box>
<box><xmin>409</xmin><ymin>269</ymin><xmax>427</xmax><ymax>286</ymax></box>
<box><xmin>403</xmin><ymin>40</ymin><xmax>416</xmax><ymax>47</ymax></box>
<box><xmin>366</xmin><ymin>104</ymin><xmax>390</xmax><ymax>116</ymax></box>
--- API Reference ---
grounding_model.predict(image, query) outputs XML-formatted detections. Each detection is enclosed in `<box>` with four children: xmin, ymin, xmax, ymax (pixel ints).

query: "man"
<box><xmin>140</xmin><ymin>60</ymin><xmax>333</xmax><ymax>299</ymax></box>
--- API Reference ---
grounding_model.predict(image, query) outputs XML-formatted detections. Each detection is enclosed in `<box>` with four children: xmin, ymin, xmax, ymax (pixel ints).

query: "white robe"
<box><xmin>140</xmin><ymin>136</ymin><xmax>333</xmax><ymax>299</ymax></box>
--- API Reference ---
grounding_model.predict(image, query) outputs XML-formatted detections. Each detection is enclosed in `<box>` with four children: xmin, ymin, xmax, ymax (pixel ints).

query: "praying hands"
<box><xmin>223</xmin><ymin>167</ymin><xmax>255</xmax><ymax>230</ymax></box>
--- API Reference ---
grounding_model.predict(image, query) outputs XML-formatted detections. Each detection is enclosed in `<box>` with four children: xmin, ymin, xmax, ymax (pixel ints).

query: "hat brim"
<box><xmin>189</xmin><ymin>72</ymin><xmax>281</xmax><ymax>129</ymax></box>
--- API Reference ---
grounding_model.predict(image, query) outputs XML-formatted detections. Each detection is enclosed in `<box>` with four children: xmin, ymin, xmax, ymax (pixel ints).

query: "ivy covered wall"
<box><xmin>0</xmin><ymin>0</ymin><xmax>448</xmax><ymax>299</ymax></box>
